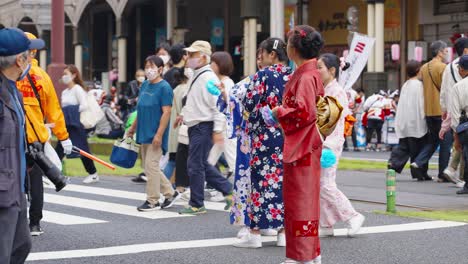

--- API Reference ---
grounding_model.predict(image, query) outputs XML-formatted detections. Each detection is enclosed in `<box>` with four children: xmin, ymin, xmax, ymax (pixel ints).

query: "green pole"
<box><xmin>62</xmin><ymin>159</ymin><xmax>67</xmax><ymax>176</ymax></box>
<box><xmin>386</xmin><ymin>169</ymin><xmax>396</xmax><ymax>213</ymax></box>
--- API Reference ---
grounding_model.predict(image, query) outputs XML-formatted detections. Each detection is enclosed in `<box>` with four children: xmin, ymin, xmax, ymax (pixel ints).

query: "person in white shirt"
<box><xmin>439</xmin><ymin>37</ymin><xmax>468</xmax><ymax>185</ymax></box>
<box><xmin>447</xmin><ymin>54</ymin><xmax>468</xmax><ymax>194</ymax></box>
<box><xmin>57</xmin><ymin>64</ymin><xmax>99</xmax><ymax>184</ymax></box>
<box><xmin>389</xmin><ymin>60</ymin><xmax>430</xmax><ymax>181</ymax></box>
<box><xmin>175</xmin><ymin>41</ymin><xmax>233</xmax><ymax>215</ymax></box>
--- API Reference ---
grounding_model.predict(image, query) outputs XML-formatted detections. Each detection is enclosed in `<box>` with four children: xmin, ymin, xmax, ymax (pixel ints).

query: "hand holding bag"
<box><xmin>110</xmin><ymin>137</ymin><xmax>140</xmax><ymax>168</ymax></box>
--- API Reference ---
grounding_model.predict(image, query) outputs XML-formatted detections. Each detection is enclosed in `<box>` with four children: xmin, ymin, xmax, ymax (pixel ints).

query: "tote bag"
<box><xmin>80</xmin><ymin>93</ymin><xmax>105</xmax><ymax>129</ymax></box>
<box><xmin>110</xmin><ymin>137</ymin><xmax>140</xmax><ymax>169</ymax></box>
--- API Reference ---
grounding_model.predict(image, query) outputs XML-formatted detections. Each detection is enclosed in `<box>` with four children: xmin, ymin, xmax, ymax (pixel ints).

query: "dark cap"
<box><xmin>0</xmin><ymin>28</ymin><xmax>45</xmax><ymax>56</ymax></box>
<box><xmin>458</xmin><ymin>54</ymin><xmax>468</xmax><ymax>70</ymax></box>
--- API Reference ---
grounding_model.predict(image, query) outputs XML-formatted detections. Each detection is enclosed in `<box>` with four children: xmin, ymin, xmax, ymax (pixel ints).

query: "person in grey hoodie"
<box><xmin>95</xmin><ymin>95</ymin><xmax>124</xmax><ymax>139</ymax></box>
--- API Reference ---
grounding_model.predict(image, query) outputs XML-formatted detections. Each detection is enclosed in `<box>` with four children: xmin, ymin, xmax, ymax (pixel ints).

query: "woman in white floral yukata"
<box><xmin>233</xmin><ymin>38</ymin><xmax>292</xmax><ymax>249</ymax></box>
<box><xmin>317</xmin><ymin>53</ymin><xmax>365</xmax><ymax>238</ymax></box>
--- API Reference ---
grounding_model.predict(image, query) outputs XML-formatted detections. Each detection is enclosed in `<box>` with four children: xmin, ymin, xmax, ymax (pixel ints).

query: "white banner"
<box><xmin>339</xmin><ymin>33</ymin><xmax>375</xmax><ymax>91</ymax></box>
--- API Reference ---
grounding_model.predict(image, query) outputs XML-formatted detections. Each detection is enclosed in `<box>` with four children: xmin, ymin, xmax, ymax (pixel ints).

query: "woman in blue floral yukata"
<box><xmin>233</xmin><ymin>38</ymin><xmax>292</xmax><ymax>249</ymax></box>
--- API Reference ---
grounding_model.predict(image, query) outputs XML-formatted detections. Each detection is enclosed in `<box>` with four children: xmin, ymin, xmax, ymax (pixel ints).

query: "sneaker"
<box><xmin>260</xmin><ymin>228</ymin><xmax>278</xmax><ymax>236</ymax></box>
<box><xmin>347</xmin><ymin>213</ymin><xmax>365</xmax><ymax>237</ymax></box>
<box><xmin>210</xmin><ymin>191</ymin><xmax>225</xmax><ymax>202</ymax></box>
<box><xmin>456</xmin><ymin>181</ymin><xmax>466</xmax><ymax>188</ymax></box>
<box><xmin>456</xmin><ymin>187</ymin><xmax>468</xmax><ymax>195</ymax></box>
<box><xmin>237</xmin><ymin>226</ymin><xmax>250</xmax><ymax>239</ymax></box>
<box><xmin>410</xmin><ymin>162</ymin><xmax>419</xmax><ymax>169</ymax></box>
<box><xmin>30</xmin><ymin>225</ymin><xmax>44</xmax><ymax>236</ymax></box>
<box><xmin>179</xmin><ymin>206</ymin><xmax>207</xmax><ymax>215</ymax></box>
<box><xmin>132</xmin><ymin>173</ymin><xmax>147</xmax><ymax>183</ymax></box>
<box><xmin>276</xmin><ymin>232</ymin><xmax>286</xmax><ymax>247</ymax></box>
<box><xmin>233</xmin><ymin>233</ymin><xmax>262</xmax><ymax>248</ymax></box>
<box><xmin>180</xmin><ymin>189</ymin><xmax>190</xmax><ymax>201</ymax></box>
<box><xmin>319</xmin><ymin>226</ymin><xmax>334</xmax><ymax>237</ymax></box>
<box><xmin>161</xmin><ymin>191</ymin><xmax>182</xmax><ymax>209</ymax></box>
<box><xmin>443</xmin><ymin>168</ymin><xmax>459</xmax><ymax>184</ymax></box>
<box><xmin>83</xmin><ymin>173</ymin><xmax>99</xmax><ymax>184</ymax></box>
<box><xmin>137</xmin><ymin>201</ymin><xmax>160</xmax><ymax>211</ymax></box>
<box><xmin>224</xmin><ymin>194</ymin><xmax>233</xmax><ymax>210</ymax></box>
<box><xmin>280</xmin><ymin>259</ymin><xmax>301</xmax><ymax>264</ymax></box>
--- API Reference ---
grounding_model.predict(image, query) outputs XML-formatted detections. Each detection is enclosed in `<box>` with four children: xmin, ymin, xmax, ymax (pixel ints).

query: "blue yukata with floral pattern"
<box><xmin>218</xmin><ymin>76</ymin><xmax>252</xmax><ymax>226</ymax></box>
<box><xmin>242</xmin><ymin>64</ymin><xmax>292</xmax><ymax>230</ymax></box>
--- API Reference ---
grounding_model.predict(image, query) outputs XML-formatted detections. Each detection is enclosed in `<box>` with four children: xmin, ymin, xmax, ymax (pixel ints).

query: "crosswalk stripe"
<box><xmin>45</xmin><ymin>184</ymin><xmax>228</xmax><ymax>212</ymax></box>
<box><xmin>44</xmin><ymin>193</ymin><xmax>192</xmax><ymax>219</ymax></box>
<box><xmin>26</xmin><ymin>220</ymin><xmax>466</xmax><ymax>261</ymax></box>
<box><xmin>41</xmin><ymin>211</ymin><xmax>107</xmax><ymax>225</ymax></box>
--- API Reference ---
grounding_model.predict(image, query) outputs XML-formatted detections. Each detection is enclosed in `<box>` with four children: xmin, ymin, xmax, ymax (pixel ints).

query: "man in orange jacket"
<box><xmin>16</xmin><ymin>32</ymin><xmax>73</xmax><ymax>237</ymax></box>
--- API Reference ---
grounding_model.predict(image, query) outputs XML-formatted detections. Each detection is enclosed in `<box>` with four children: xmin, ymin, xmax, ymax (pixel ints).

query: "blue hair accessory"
<box><xmin>320</xmin><ymin>148</ymin><xmax>336</xmax><ymax>168</ymax></box>
<box><xmin>260</xmin><ymin>106</ymin><xmax>278</xmax><ymax>127</ymax></box>
<box><xmin>206</xmin><ymin>79</ymin><xmax>221</xmax><ymax>96</ymax></box>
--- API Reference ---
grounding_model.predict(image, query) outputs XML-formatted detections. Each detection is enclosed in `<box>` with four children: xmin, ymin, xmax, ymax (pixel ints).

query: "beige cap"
<box><xmin>184</xmin><ymin>40</ymin><xmax>212</xmax><ymax>55</ymax></box>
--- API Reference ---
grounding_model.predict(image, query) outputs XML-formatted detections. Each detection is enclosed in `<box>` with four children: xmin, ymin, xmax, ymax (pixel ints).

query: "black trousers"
<box><xmin>27</xmin><ymin>162</ymin><xmax>44</xmax><ymax>226</ymax></box>
<box><xmin>0</xmin><ymin>195</ymin><xmax>32</xmax><ymax>264</ymax></box>
<box><xmin>56</xmin><ymin>142</ymin><xmax>97</xmax><ymax>175</ymax></box>
<box><xmin>389</xmin><ymin>136</ymin><xmax>427</xmax><ymax>178</ymax></box>
<box><xmin>366</xmin><ymin>119</ymin><xmax>384</xmax><ymax>144</ymax></box>
<box><xmin>175</xmin><ymin>143</ymin><xmax>189</xmax><ymax>188</ymax></box>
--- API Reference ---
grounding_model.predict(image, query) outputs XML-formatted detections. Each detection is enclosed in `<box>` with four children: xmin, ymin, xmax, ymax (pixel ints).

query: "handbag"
<box><xmin>456</xmin><ymin>110</ymin><xmax>468</xmax><ymax>145</ymax></box>
<box><xmin>80</xmin><ymin>93</ymin><xmax>105</xmax><ymax>129</ymax></box>
<box><xmin>110</xmin><ymin>137</ymin><xmax>140</xmax><ymax>168</ymax></box>
<box><xmin>178</xmin><ymin>124</ymin><xmax>189</xmax><ymax>145</ymax></box>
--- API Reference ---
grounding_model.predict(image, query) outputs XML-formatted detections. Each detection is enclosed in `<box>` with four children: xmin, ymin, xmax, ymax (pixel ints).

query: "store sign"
<box><xmin>339</xmin><ymin>33</ymin><xmax>375</xmax><ymax>90</ymax></box>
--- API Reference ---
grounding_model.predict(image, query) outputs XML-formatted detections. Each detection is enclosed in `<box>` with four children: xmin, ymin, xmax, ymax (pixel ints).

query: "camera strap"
<box><xmin>26</xmin><ymin>74</ymin><xmax>45</xmax><ymax>119</ymax></box>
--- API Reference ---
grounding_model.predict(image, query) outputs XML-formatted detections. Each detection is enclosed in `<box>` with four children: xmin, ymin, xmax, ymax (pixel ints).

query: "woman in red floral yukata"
<box><xmin>273</xmin><ymin>25</ymin><xmax>325</xmax><ymax>264</ymax></box>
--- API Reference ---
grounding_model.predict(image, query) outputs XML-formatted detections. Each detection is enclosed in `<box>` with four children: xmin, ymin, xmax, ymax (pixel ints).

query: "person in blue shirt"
<box><xmin>128</xmin><ymin>55</ymin><xmax>181</xmax><ymax>211</ymax></box>
<box><xmin>0</xmin><ymin>27</ymin><xmax>44</xmax><ymax>264</ymax></box>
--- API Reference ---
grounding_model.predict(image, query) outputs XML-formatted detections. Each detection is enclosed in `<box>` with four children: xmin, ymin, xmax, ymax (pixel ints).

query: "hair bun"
<box><xmin>342</xmin><ymin>62</ymin><xmax>351</xmax><ymax>71</ymax></box>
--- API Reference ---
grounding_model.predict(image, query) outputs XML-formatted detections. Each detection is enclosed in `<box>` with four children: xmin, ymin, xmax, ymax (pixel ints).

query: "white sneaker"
<box><xmin>210</xmin><ymin>191</ymin><xmax>225</xmax><ymax>202</ymax></box>
<box><xmin>410</xmin><ymin>162</ymin><xmax>419</xmax><ymax>169</ymax></box>
<box><xmin>280</xmin><ymin>259</ymin><xmax>301</xmax><ymax>264</ymax></box>
<box><xmin>260</xmin><ymin>228</ymin><xmax>278</xmax><ymax>236</ymax></box>
<box><xmin>457</xmin><ymin>181</ymin><xmax>466</xmax><ymax>188</ymax></box>
<box><xmin>237</xmin><ymin>226</ymin><xmax>250</xmax><ymax>239</ymax></box>
<box><xmin>83</xmin><ymin>173</ymin><xmax>99</xmax><ymax>184</ymax></box>
<box><xmin>443</xmin><ymin>167</ymin><xmax>459</xmax><ymax>184</ymax></box>
<box><xmin>276</xmin><ymin>232</ymin><xmax>286</xmax><ymax>247</ymax></box>
<box><xmin>180</xmin><ymin>189</ymin><xmax>190</xmax><ymax>201</ymax></box>
<box><xmin>347</xmin><ymin>213</ymin><xmax>365</xmax><ymax>237</ymax></box>
<box><xmin>319</xmin><ymin>226</ymin><xmax>334</xmax><ymax>237</ymax></box>
<box><xmin>233</xmin><ymin>233</ymin><xmax>262</xmax><ymax>248</ymax></box>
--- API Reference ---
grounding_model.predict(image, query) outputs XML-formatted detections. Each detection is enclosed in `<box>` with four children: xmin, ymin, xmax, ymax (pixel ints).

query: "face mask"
<box><xmin>18</xmin><ymin>62</ymin><xmax>31</xmax><ymax>81</ymax></box>
<box><xmin>186</xmin><ymin>57</ymin><xmax>201</xmax><ymax>69</ymax></box>
<box><xmin>62</xmin><ymin>75</ymin><xmax>73</xmax><ymax>84</ymax></box>
<box><xmin>137</xmin><ymin>76</ymin><xmax>146</xmax><ymax>83</ymax></box>
<box><xmin>444</xmin><ymin>53</ymin><xmax>451</xmax><ymax>63</ymax></box>
<box><xmin>145</xmin><ymin>68</ymin><xmax>159</xmax><ymax>81</ymax></box>
<box><xmin>184</xmin><ymin>68</ymin><xmax>194</xmax><ymax>80</ymax></box>
<box><xmin>159</xmin><ymin>55</ymin><xmax>170</xmax><ymax>65</ymax></box>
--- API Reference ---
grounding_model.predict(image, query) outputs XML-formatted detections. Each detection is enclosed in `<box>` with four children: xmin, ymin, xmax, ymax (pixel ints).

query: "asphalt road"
<box><xmin>25</xmin><ymin>174</ymin><xmax>468</xmax><ymax>264</ymax></box>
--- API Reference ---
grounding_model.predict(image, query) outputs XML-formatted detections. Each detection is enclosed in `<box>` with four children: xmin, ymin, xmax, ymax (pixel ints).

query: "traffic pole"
<box><xmin>386</xmin><ymin>169</ymin><xmax>396</xmax><ymax>213</ymax></box>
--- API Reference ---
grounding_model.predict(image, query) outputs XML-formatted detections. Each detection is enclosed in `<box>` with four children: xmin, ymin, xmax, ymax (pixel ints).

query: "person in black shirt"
<box><xmin>163</xmin><ymin>43</ymin><xmax>188</xmax><ymax>89</ymax></box>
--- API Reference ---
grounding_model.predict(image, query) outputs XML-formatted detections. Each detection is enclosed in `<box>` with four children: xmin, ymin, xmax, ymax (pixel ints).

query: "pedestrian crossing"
<box><xmin>41</xmin><ymin>183</ymin><xmax>228</xmax><ymax>225</ymax></box>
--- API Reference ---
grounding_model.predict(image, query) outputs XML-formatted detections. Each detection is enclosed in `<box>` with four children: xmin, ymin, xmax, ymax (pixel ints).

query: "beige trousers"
<box><xmin>141</xmin><ymin>144</ymin><xmax>174</xmax><ymax>205</ymax></box>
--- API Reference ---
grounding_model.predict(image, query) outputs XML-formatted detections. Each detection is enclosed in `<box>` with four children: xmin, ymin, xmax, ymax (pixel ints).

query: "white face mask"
<box><xmin>159</xmin><ymin>55</ymin><xmax>170</xmax><ymax>65</ymax></box>
<box><xmin>136</xmin><ymin>76</ymin><xmax>146</xmax><ymax>83</ymax></box>
<box><xmin>62</xmin><ymin>74</ymin><xmax>73</xmax><ymax>85</ymax></box>
<box><xmin>145</xmin><ymin>68</ymin><xmax>159</xmax><ymax>81</ymax></box>
<box><xmin>184</xmin><ymin>68</ymin><xmax>194</xmax><ymax>80</ymax></box>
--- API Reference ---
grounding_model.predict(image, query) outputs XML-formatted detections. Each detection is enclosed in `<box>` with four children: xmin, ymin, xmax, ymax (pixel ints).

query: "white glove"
<box><xmin>61</xmin><ymin>139</ymin><xmax>73</xmax><ymax>155</ymax></box>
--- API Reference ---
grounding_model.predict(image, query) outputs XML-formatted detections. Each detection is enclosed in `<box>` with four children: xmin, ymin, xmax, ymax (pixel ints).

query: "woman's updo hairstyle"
<box><xmin>287</xmin><ymin>25</ymin><xmax>324</xmax><ymax>59</ymax></box>
<box><xmin>259</xmin><ymin>37</ymin><xmax>288</xmax><ymax>63</ymax></box>
<box><xmin>319</xmin><ymin>53</ymin><xmax>350</xmax><ymax>79</ymax></box>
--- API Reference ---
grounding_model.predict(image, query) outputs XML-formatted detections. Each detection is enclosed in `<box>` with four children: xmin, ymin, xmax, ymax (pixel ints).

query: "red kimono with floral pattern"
<box><xmin>276</xmin><ymin>59</ymin><xmax>324</xmax><ymax>262</ymax></box>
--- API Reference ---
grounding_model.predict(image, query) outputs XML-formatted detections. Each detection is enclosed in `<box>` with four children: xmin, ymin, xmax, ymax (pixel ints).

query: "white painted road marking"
<box><xmin>45</xmin><ymin>183</ymin><xmax>228</xmax><ymax>211</ymax></box>
<box><xmin>41</xmin><ymin>210</ymin><xmax>107</xmax><ymax>225</ymax></box>
<box><xmin>26</xmin><ymin>220</ymin><xmax>466</xmax><ymax>261</ymax></box>
<box><xmin>44</xmin><ymin>193</ymin><xmax>192</xmax><ymax>220</ymax></box>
